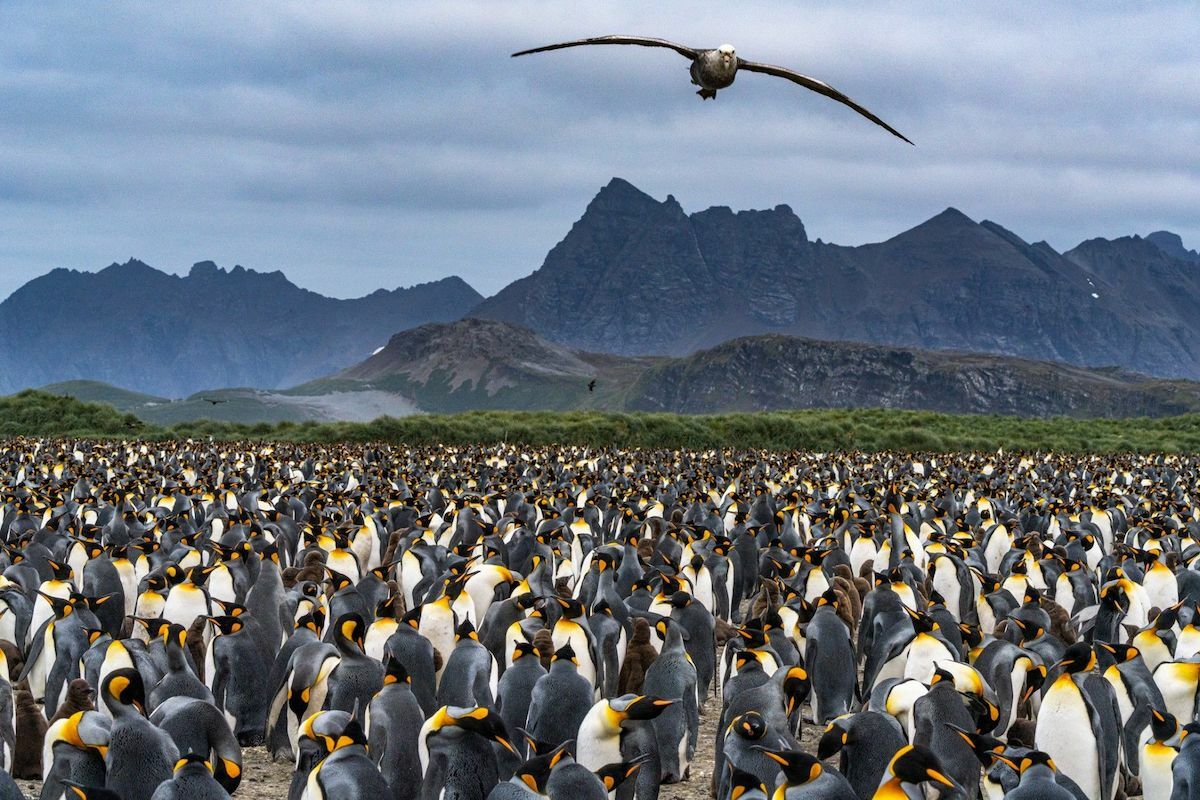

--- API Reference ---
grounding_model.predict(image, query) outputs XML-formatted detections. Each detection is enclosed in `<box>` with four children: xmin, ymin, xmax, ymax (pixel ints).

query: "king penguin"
<box><xmin>101</xmin><ymin>667</ymin><xmax>180</xmax><ymax>800</ymax></box>
<box><xmin>525</xmin><ymin>643</ymin><xmax>594</xmax><ymax>755</ymax></box>
<box><xmin>367</xmin><ymin>658</ymin><xmax>426</xmax><ymax>800</ymax></box>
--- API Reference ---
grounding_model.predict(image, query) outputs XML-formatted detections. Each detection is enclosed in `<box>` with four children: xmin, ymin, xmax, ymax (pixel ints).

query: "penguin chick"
<box><xmin>617</xmin><ymin>618</ymin><xmax>658</xmax><ymax>695</ymax></box>
<box><xmin>533</xmin><ymin>628</ymin><xmax>556</xmax><ymax>672</ymax></box>
<box><xmin>12</xmin><ymin>688</ymin><xmax>47</xmax><ymax>778</ymax></box>
<box><xmin>50</xmin><ymin>678</ymin><xmax>96</xmax><ymax>724</ymax></box>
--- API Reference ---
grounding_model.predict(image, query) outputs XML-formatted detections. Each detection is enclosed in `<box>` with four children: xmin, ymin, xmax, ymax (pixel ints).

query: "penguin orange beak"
<box><xmin>987</xmin><ymin>752</ymin><xmax>1018</xmax><ymax>770</ymax></box>
<box><xmin>925</xmin><ymin>769</ymin><xmax>956</xmax><ymax>789</ymax></box>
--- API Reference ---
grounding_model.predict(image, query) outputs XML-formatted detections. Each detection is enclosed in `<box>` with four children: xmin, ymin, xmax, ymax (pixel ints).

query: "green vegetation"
<box><xmin>3</xmin><ymin>390</ymin><xmax>1200</xmax><ymax>453</ymax></box>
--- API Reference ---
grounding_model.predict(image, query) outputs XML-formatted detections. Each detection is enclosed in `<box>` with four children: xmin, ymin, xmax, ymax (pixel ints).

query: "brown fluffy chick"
<box><xmin>11</xmin><ymin>689</ymin><xmax>47</xmax><ymax>779</ymax></box>
<box><xmin>532</xmin><ymin>628</ymin><xmax>556</xmax><ymax>672</ymax></box>
<box><xmin>292</xmin><ymin>551</ymin><xmax>327</xmax><ymax>586</ymax></box>
<box><xmin>617</xmin><ymin>617</ymin><xmax>658</xmax><ymax>695</ymax></box>
<box><xmin>49</xmin><ymin>678</ymin><xmax>95</xmax><ymax>725</ymax></box>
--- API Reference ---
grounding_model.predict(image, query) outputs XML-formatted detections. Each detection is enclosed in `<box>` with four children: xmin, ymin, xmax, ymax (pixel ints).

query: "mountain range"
<box><xmin>0</xmin><ymin>260</ymin><xmax>481</xmax><ymax>396</ymax></box>
<box><xmin>474</xmin><ymin>179</ymin><xmax>1200</xmax><ymax>380</ymax></box>
<box><xmin>3</xmin><ymin>177</ymin><xmax>1198</xmax><ymax>420</ymax></box>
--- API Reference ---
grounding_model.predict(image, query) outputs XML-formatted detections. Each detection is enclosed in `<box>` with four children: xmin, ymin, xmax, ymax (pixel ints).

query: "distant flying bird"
<box><xmin>588</xmin><ymin>379</ymin><xmax>597</xmax><ymax>392</ymax></box>
<box><xmin>203</xmin><ymin>398</ymin><xmax>227</xmax><ymax>406</ymax></box>
<box><xmin>512</xmin><ymin>36</ymin><xmax>912</xmax><ymax>144</ymax></box>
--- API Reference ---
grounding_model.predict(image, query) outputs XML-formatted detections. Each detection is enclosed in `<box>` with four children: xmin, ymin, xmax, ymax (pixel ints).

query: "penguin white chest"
<box><xmin>1140</xmin><ymin>741</ymin><xmax>1177</xmax><ymax>800</ymax></box>
<box><xmin>1035</xmin><ymin>679</ymin><xmax>1100</xmax><ymax>798</ymax></box>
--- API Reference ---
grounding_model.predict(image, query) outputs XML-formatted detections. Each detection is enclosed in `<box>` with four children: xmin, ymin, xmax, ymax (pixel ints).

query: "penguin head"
<box><xmin>1055</xmin><ymin>642</ymin><xmax>1096</xmax><ymax>675</ymax></box>
<box><xmin>753</xmin><ymin>748</ymin><xmax>823</xmax><ymax>786</ymax></box>
<box><xmin>213</xmin><ymin>599</ymin><xmax>246</xmax><ymax>617</ymax></box>
<box><xmin>141</xmin><ymin>572</ymin><xmax>168</xmax><ymax>593</ymax></box>
<box><xmin>780</xmin><ymin>666</ymin><xmax>809</xmax><ymax>716</ymax></box>
<box><xmin>437</xmin><ymin>707</ymin><xmax>518</xmax><ymax>754</ymax></box>
<box><xmin>185</xmin><ymin>564</ymin><xmax>215</xmax><ymax>587</ymax></box>
<box><xmin>1149</xmin><ymin>707</ymin><xmax>1179</xmax><ymax>742</ymax></box>
<box><xmin>901</xmin><ymin>606</ymin><xmax>938</xmax><ymax>634</ymax></box>
<box><xmin>64</xmin><ymin>679</ymin><xmax>96</xmax><ymax>710</ymax></box>
<box><xmin>514</xmin><ymin>744</ymin><xmax>570</xmax><ymax>794</ymax></box>
<box><xmin>992</xmin><ymin>750</ymin><xmax>1058</xmax><ymax>775</ymax></box>
<box><xmin>1020</xmin><ymin>664</ymin><xmax>1048</xmax><ymax>704</ymax></box>
<box><xmin>375</xmin><ymin>595</ymin><xmax>399</xmax><ymax>620</ymax></box>
<box><xmin>46</xmin><ymin>559</ymin><xmax>73</xmax><ymax>581</ymax></box>
<box><xmin>401</xmin><ymin>606</ymin><xmax>422</xmax><ymax>628</ymax></box>
<box><xmin>611</xmin><ymin>694</ymin><xmax>674</xmax><ymax>723</ymax></box>
<box><xmin>929</xmin><ymin>666</ymin><xmax>957</xmax><ymax>687</ymax></box>
<box><xmin>382</xmin><ymin>656</ymin><xmax>411</xmax><ymax>685</ymax></box>
<box><xmin>512</xmin><ymin>642</ymin><xmax>538</xmax><ymax>664</ymax></box>
<box><xmin>323</xmin><ymin>566</ymin><xmax>353</xmax><ymax>592</ymax></box>
<box><xmin>332</xmin><ymin>613</ymin><xmax>366</xmax><ymax>650</ymax></box>
<box><xmin>556</xmin><ymin>597</ymin><xmax>584</xmax><ymax>619</ymax></box>
<box><xmin>815</xmin><ymin>589</ymin><xmax>840</xmax><ymax>609</ymax></box>
<box><xmin>731</xmin><ymin>711</ymin><xmax>767</xmax><ymax>740</ymax></box>
<box><xmin>958</xmin><ymin>623</ymin><xmax>983</xmax><ymax>650</ymax></box>
<box><xmin>206</xmin><ymin>615</ymin><xmax>245</xmax><ymax>637</ymax></box>
<box><xmin>299</xmin><ymin>710</ymin><xmax>354</xmax><ymax>757</ymax></box>
<box><xmin>552</xmin><ymin>642</ymin><xmax>578</xmax><ymax>666</ymax></box>
<box><xmin>298</xmin><ymin>608</ymin><xmax>326</xmax><ymax>635</ymax></box>
<box><xmin>329</xmin><ymin>717</ymin><xmax>368</xmax><ymax>752</ymax></box>
<box><xmin>1009</xmin><ymin>618</ymin><xmax>1043</xmax><ymax>643</ymax></box>
<box><xmin>59</xmin><ymin>782</ymin><xmax>123</xmax><ymax>800</ymax></box>
<box><xmin>817</xmin><ymin>717</ymin><xmax>849</xmax><ymax>759</ymax></box>
<box><xmin>595</xmin><ymin>756</ymin><xmax>647</xmax><ymax>793</ymax></box>
<box><xmin>163</xmin><ymin>623</ymin><xmax>188</xmax><ymax>649</ymax></box>
<box><xmin>944</xmin><ymin>722</ymin><xmax>1004</xmax><ymax>765</ymax></box>
<box><xmin>172</xmin><ymin>753</ymin><xmax>213</xmax><ymax>776</ymax></box>
<box><xmin>38</xmin><ymin>591</ymin><xmax>75</xmax><ymax>619</ymax></box>
<box><xmin>886</xmin><ymin>744</ymin><xmax>958</xmax><ymax>790</ymax></box>
<box><xmin>101</xmin><ymin>668</ymin><xmax>147</xmax><ymax>717</ymax></box>
<box><xmin>454</xmin><ymin>619</ymin><xmax>479</xmax><ymax>643</ymax></box>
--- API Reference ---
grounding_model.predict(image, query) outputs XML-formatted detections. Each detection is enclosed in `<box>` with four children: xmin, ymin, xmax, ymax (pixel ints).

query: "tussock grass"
<box><xmin>3</xmin><ymin>390</ymin><xmax>1199</xmax><ymax>453</ymax></box>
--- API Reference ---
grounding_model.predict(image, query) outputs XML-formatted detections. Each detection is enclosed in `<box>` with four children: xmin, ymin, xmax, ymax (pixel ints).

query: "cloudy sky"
<box><xmin>1</xmin><ymin>1</ymin><xmax>1197</xmax><ymax>301</ymax></box>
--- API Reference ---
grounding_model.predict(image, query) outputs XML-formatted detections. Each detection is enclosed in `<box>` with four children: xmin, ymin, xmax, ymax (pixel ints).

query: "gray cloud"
<box><xmin>0</xmin><ymin>0</ymin><xmax>1196</xmax><ymax>301</ymax></box>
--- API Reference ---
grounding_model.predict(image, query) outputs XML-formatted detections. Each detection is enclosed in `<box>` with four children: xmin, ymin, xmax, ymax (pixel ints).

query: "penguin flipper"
<box><xmin>1082</xmin><ymin>676</ymin><xmax>1121</xmax><ymax>800</ymax></box>
<box><xmin>16</xmin><ymin>621</ymin><xmax>51</xmax><ymax>683</ymax></box>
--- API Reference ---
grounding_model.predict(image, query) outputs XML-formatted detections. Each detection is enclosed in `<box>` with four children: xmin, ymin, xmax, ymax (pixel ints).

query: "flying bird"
<box><xmin>512</xmin><ymin>36</ymin><xmax>912</xmax><ymax>144</ymax></box>
<box><xmin>588</xmin><ymin>379</ymin><xmax>597</xmax><ymax>392</ymax></box>
<box><xmin>203</xmin><ymin>398</ymin><xmax>228</xmax><ymax>406</ymax></box>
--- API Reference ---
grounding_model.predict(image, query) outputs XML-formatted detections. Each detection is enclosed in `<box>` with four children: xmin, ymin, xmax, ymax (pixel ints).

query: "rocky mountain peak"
<box><xmin>1146</xmin><ymin>231</ymin><xmax>1199</xmax><ymax>264</ymax></box>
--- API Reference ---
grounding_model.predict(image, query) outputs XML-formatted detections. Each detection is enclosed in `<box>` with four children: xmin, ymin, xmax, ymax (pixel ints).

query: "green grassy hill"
<box><xmin>42</xmin><ymin>380</ymin><xmax>169</xmax><ymax>410</ymax></box>
<box><xmin>3</xmin><ymin>389</ymin><xmax>1200</xmax><ymax>453</ymax></box>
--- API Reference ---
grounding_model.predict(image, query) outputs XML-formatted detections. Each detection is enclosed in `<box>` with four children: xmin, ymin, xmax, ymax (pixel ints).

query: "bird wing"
<box><xmin>512</xmin><ymin>36</ymin><xmax>699</xmax><ymax>60</ymax></box>
<box><xmin>735</xmin><ymin>58</ymin><xmax>913</xmax><ymax>144</ymax></box>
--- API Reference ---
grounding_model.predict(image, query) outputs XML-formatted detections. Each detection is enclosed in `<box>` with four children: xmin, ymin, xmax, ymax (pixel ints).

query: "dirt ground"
<box><xmin>18</xmin><ymin>695</ymin><xmax>741</xmax><ymax>800</ymax></box>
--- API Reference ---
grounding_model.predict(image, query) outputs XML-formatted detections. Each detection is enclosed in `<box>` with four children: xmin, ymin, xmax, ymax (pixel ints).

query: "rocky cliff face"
<box><xmin>0</xmin><ymin>260</ymin><xmax>482</xmax><ymax>396</ymax></box>
<box><xmin>330</xmin><ymin>319</ymin><xmax>1200</xmax><ymax>419</ymax></box>
<box><xmin>626</xmin><ymin>335</ymin><xmax>1200</xmax><ymax>418</ymax></box>
<box><xmin>472</xmin><ymin>179</ymin><xmax>1200</xmax><ymax>379</ymax></box>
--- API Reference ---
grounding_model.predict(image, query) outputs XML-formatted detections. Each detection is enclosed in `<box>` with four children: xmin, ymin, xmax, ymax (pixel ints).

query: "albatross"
<box><xmin>512</xmin><ymin>35</ymin><xmax>912</xmax><ymax>144</ymax></box>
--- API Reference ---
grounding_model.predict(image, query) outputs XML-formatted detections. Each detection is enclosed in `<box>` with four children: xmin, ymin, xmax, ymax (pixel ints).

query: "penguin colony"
<box><xmin>0</xmin><ymin>439</ymin><xmax>1198</xmax><ymax>800</ymax></box>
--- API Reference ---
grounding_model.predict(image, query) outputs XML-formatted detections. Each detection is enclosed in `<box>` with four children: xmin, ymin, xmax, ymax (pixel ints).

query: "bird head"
<box><xmin>717</xmin><ymin>44</ymin><xmax>735</xmax><ymax>65</ymax></box>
